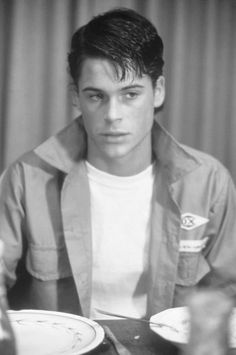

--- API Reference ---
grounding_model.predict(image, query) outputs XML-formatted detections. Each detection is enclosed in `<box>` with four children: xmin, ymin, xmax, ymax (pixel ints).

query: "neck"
<box><xmin>87</xmin><ymin>130</ymin><xmax>153</xmax><ymax>176</ymax></box>
<box><xmin>88</xmin><ymin>157</ymin><xmax>153</xmax><ymax>176</ymax></box>
<box><xmin>87</xmin><ymin>144</ymin><xmax>153</xmax><ymax>177</ymax></box>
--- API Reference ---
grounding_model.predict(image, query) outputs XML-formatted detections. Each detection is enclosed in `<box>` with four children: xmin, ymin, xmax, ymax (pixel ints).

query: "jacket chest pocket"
<box><xmin>26</xmin><ymin>244</ymin><xmax>72</xmax><ymax>281</ymax></box>
<box><xmin>177</xmin><ymin>251</ymin><xmax>210</xmax><ymax>286</ymax></box>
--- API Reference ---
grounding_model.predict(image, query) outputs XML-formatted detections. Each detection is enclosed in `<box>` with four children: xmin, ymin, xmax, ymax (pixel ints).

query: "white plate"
<box><xmin>150</xmin><ymin>306</ymin><xmax>236</xmax><ymax>348</ymax></box>
<box><xmin>7</xmin><ymin>309</ymin><xmax>104</xmax><ymax>355</ymax></box>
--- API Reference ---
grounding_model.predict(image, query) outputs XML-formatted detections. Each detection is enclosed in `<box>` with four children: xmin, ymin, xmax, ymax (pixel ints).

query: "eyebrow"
<box><xmin>82</xmin><ymin>84</ymin><xmax>145</xmax><ymax>92</ymax></box>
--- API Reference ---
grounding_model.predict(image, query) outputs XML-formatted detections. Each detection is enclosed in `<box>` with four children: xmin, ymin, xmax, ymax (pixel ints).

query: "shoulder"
<box><xmin>0</xmin><ymin>118</ymin><xmax>82</xmax><ymax>181</ymax></box>
<box><xmin>181</xmin><ymin>143</ymin><xmax>231</xmax><ymax>179</ymax></box>
<box><xmin>0</xmin><ymin>148</ymin><xmax>60</xmax><ymax>195</ymax></box>
<box><xmin>179</xmin><ymin>144</ymin><xmax>235</xmax><ymax>203</ymax></box>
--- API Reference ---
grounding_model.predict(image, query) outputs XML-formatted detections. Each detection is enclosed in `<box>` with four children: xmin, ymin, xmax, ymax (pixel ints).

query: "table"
<box><xmin>91</xmin><ymin>319</ymin><xmax>180</xmax><ymax>355</ymax></box>
<box><xmin>91</xmin><ymin>319</ymin><xmax>236</xmax><ymax>355</ymax></box>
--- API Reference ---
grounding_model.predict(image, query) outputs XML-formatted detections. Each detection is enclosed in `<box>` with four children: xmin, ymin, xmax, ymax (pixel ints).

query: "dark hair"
<box><xmin>68</xmin><ymin>8</ymin><xmax>164</xmax><ymax>89</ymax></box>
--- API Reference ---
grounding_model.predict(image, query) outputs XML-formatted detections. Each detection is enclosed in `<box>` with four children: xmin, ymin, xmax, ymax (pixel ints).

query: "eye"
<box><xmin>88</xmin><ymin>92</ymin><xmax>104</xmax><ymax>102</ymax></box>
<box><xmin>124</xmin><ymin>91</ymin><xmax>139</xmax><ymax>100</ymax></box>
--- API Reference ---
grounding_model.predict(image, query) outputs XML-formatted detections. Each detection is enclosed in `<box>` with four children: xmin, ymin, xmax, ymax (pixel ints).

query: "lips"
<box><xmin>102</xmin><ymin>131</ymin><xmax>128</xmax><ymax>136</ymax></box>
<box><xmin>100</xmin><ymin>131</ymin><xmax>129</xmax><ymax>142</ymax></box>
<box><xmin>101</xmin><ymin>131</ymin><xmax>129</xmax><ymax>136</ymax></box>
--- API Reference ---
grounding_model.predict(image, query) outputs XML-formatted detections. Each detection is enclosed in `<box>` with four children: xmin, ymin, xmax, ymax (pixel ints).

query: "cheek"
<box><xmin>135</xmin><ymin>95</ymin><xmax>155</xmax><ymax>115</ymax></box>
<box><xmin>82</xmin><ymin>112</ymin><xmax>102</xmax><ymax>135</ymax></box>
<box><xmin>81</xmin><ymin>113</ymin><xmax>93</xmax><ymax>132</ymax></box>
<box><xmin>134</xmin><ymin>103</ymin><xmax>154</xmax><ymax>128</ymax></box>
<box><xmin>83</xmin><ymin>118</ymin><xmax>94</xmax><ymax>133</ymax></box>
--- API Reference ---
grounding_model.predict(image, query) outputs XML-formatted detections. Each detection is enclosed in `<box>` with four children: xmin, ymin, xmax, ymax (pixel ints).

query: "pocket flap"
<box><xmin>26</xmin><ymin>245</ymin><xmax>72</xmax><ymax>281</ymax></box>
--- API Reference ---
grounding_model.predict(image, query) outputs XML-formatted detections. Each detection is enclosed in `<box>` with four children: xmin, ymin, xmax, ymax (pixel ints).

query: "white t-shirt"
<box><xmin>86</xmin><ymin>161</ymin><xmax>155</xmax><ymax>319</ymax></box>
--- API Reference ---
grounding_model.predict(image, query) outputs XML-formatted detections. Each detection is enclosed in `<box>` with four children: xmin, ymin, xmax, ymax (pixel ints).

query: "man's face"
<box><xmin>77</xmin><ymin>58</ymin><xmax>165</xmax><ymax>173</ymax></box>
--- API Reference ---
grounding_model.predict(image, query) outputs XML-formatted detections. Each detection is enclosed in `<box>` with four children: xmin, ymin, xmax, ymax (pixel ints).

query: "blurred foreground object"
<box><xmin>183</xmin><ymin>289</ymin><xmax>233</xmax><ymax>355</ymax></box>
<box><xmin>0</xmin><ymin>241</ymin><xmax>16</xmax><ymax>355</ymax></box>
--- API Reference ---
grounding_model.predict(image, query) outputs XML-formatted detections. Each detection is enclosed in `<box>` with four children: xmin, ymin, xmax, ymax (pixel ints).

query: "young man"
<box><xmin>0</xmin><ymin>8</ymin><xmax>236</xmax><ymax>319</ymax></box>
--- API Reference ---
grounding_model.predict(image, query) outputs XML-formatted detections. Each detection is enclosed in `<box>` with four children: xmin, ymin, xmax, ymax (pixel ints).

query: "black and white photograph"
<box><xmin>0</xmin><ymin>1</ymin><xmax>236</xmax><ymax>354</ymax></box>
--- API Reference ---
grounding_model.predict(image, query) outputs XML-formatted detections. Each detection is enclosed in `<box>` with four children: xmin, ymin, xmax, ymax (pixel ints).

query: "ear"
<box><xmin>153</xmin><ymin>76</ymin><xmax>165</xmax><ymax>108</ymax></box>
<box><xmin>72</xmin><ymin>88</ymin><xmax>80</xmax><ymax>110</ymax></box>
<box><xmin>72</xmin><ymin>89</ymin><xmax>82</xmax><ymax>113</ymax></box>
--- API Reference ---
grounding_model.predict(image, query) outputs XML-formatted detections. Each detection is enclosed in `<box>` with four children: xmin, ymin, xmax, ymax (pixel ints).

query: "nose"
<box><xmin>104</xmin><ymin>98</ymin><xmax>122</xmax><ymax>123</ymax></box>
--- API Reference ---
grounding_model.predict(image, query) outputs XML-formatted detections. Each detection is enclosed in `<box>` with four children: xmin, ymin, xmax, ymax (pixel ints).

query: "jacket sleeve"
<box><xmin>202</xmin><ymin>166</ymin><xmax>236</xmax><ymax>297</ymax></box>
<box><xmin>0</xmin><ymin>164</ymin><xmax>25</xmax><ymax>288</ymax></box>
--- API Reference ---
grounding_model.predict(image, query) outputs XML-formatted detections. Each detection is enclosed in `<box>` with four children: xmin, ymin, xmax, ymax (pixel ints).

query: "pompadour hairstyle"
<box><xmin>68</xmin><ymin>8</ymin><xmax>164</xmax><ymax>88</ymax></box>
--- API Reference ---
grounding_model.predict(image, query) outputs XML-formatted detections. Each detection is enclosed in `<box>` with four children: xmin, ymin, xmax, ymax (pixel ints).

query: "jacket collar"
<box><xmin>34</xmin><ymin>116</ymin><xmax>201</xmax><ymax>184</ymax></box>
<box><xmin>151</xmin><ymin>121</ymin><xmax>200</xmax><ymax>183</ymax></box>
<box><xmin>35</xmin><ymin>118</ymin><xmax>87</xmax><ymax>174</ymax></box>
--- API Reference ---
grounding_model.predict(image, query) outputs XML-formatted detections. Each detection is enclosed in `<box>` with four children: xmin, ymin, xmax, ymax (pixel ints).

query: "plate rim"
<box><xmin>7</xmin><ymin>309</ymin><xmax>105</xmax><ymax>355</ymax></box>
<box><xmin>149</xmin><ymin>306</ymin><xmax>188</xmax><ymax>345</ymax></box>
<box><xmin>149</xmin><ymin>306</ymin><xmax>236</xmax><ymax>348</ymax></box>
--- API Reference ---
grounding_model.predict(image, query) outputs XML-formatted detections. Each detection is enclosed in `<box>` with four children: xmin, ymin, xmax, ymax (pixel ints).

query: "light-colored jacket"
<box><xmin>1</xmin><ymin>118</ymin><xmax>236</xmax><ymax>317</ymax></box>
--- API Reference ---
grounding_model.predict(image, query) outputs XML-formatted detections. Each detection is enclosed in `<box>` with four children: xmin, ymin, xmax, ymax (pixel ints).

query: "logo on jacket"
<box><xmin>181</xmin><ymin>213</ymin><xmax>209</xmax><ymax>231</ymax></box>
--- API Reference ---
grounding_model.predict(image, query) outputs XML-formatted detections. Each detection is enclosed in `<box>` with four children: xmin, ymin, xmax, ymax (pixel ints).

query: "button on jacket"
<box><xmin>0</xmin><ymin>118</ymin><xmax>236</xmax><ymax>317</ymax></box>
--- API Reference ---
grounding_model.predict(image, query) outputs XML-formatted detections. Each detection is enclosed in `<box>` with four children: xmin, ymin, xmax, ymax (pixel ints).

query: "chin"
<box><xmin>102</xmin><ymin>147</ymin><xmax>130</xmax><ymax>160</ymax></box>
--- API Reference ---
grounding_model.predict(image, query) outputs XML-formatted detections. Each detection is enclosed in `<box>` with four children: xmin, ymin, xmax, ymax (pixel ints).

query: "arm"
<box><xmin>202</xmin><ymin>168</ymin><xmax>236</xmax><ymax>296</ymax></box>
<box><xmin>0</xmin><ymin>164</ymin><xmax>25</xmax><ymax>289</ymax></box>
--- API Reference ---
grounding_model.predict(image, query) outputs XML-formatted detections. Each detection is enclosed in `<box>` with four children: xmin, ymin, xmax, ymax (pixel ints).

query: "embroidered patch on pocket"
<box><xmin>179</xmin><ymin>237</ymin><xmax>208</xmax><ymax>253</ymax></box>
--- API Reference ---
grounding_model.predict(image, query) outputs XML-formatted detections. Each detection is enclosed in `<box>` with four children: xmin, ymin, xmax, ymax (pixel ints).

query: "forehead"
<box><xmin>78</xmin><ymin>58</ymin><xmax>150</xmax><ymax>89</ymax></box>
